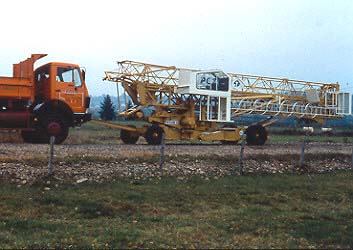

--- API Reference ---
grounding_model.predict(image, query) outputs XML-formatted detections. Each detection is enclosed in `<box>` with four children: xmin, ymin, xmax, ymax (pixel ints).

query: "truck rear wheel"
<box><xmin>120</xmin><ymin>128</ymin><xmax>139</xmax><ymax>144</ymax></box>
<box><xmin>246</xmin><ymin>125</ymin><xmax>267</xmax><ymax>145</ymax></box>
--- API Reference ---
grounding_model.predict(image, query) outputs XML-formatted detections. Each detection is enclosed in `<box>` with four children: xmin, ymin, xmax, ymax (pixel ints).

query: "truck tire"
<box><xmin>120</xmin><ymin>127</ymin><xmax>139</xmax><ymax>144</ymax></box>
<box><xmin>145</xmin><ymin>125</ymin><xmax>164</xmax><ymax>145</ymax></box>
<box><xmin>39</xmin><ymin>115</ymin><xmax>69</xmax><ymax>144</ymax></box>
<box><xmin>246</xmin><ymin>125</ymin><xmax>267</xmax><ymax>145</ymax></box>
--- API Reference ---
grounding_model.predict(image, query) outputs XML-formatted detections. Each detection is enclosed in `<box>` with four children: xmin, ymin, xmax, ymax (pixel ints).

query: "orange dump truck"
<box><xmin>0</xmin><ymin>54</ymin><xmax>91</xmax><ymax>144</ymax></box>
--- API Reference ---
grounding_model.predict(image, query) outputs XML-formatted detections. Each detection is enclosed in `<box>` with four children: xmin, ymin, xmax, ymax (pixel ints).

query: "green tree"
<box><xmin>99</xmin><ymin>95</ymin><xmax>116</xmax><ymax>121</ymax></box>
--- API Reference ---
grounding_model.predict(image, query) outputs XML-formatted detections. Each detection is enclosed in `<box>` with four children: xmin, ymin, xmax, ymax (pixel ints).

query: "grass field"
<box><xmin>1</xmin><ymin>122</ymin><xmax>353</xmax><ymax>248</ymax></box>
<box><xmin>269</xmin><ymin>134</ymin><xmax>353</xmax><ymax>143</ymax></box>
<box><xmin>0</xmin><ymin>172</ymin><xmax>352</xmax><ymax>248</ymax></box>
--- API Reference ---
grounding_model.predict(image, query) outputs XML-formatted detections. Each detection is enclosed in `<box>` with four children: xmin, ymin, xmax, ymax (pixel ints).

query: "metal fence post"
<box><xmin>237</xmin><ymin>133</ymin><xmax>247</xmax><ymax>175</ymax></box>
<box><xmin>48</xmin><ymin>136</ymin><xmax>55</xmax><ymax>176</ymax></box>
<box><xmin>159</xmin><ymin>133</ymin><xmax>166</xmax><ymax>173</ymax></box>
<box><xmin>351</xmin><ymin>136</ymin><xmax>353</xmax><ymax>170</ymax></box>
<box><xmin>299</xmin><ymin>134</ymin><xmax>307</xmax><ymax>168</ymax></box>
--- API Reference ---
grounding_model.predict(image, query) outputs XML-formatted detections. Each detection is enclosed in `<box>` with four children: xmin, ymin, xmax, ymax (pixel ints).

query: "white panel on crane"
<box><xmin>175</xmin><ymin>70</ymin><xmax>193</xmax><ymax>94</ymax></box>
<box><xmin>337</xmin><ymin>92</ymin><xmax>351</xmax><ymax>114</ymax></box>
<box><xmin>179</xmin><ymin>70</ymin><xmax>192</xmax><ymax>86</ymax></box>
<box><xmin>305</xmin><ymin>89</ymin><xmax>320</xmax><ymax>104</ymax></box>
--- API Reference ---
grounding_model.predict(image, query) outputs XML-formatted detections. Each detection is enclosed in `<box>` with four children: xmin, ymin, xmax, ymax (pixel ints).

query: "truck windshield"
<box><xmin>56</xmin><ymin>67</ymin><xmax>82</xmax><ymax>87</ymax></box>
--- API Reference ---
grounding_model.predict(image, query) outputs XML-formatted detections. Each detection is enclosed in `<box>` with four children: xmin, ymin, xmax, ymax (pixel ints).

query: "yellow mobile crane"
<box><xmin>100</xmin><ymin>60</ymin><xmax>351</xmax><ymax>145</ymax></box>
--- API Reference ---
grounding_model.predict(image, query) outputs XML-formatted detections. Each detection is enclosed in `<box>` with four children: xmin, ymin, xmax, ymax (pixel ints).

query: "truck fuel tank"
<box><xmin>0</xmin><ymin>111</ymin><xmax>30</xmax><ymax>128</ymax></box>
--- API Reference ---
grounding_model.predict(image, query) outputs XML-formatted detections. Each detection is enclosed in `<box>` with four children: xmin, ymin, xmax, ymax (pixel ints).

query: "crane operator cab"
<box><xmin>176</xmin><ymin>70</ymin><xmax>231</xmax><ymax>122</ymax></box>
<box><xmin>196</xmin><ymin>71</ymin><xmax>229</xmax><ymax>91</ymax></box>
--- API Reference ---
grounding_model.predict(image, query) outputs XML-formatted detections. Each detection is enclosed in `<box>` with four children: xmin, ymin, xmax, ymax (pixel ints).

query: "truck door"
<box><xmin>55</xmin><ymin>66</ymin><xmax>84</xmax><ymax>113</ymax></box>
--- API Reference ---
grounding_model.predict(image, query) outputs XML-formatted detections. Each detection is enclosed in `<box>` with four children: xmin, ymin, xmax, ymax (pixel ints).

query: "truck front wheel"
<box><xmin>22</xmin><ymin>115</ymin><xmax>69</xmax><ymax>144</ymax></box>
<box><xmin>40</xmin><ymin>115</ymin><xmax>69</xmax><ymax>144</ymax></box>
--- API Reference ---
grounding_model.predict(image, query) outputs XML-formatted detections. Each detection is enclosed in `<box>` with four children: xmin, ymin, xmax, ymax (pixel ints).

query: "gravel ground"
<box><xmin>0</xmin><ymin>142</ymin><xmax>352</xmax><ymax>185</ymax></box>
<box><xmin>0</xmin><ymin>142</ymin><xmax>351</xmax><ymax>159</ymax></box>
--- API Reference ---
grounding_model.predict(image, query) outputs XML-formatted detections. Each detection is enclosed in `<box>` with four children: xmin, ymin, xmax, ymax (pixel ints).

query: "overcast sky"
<box><xmin>1</xmin><ymin>0</ymin><xmax>353</xmax><ymax>95</ymax></box>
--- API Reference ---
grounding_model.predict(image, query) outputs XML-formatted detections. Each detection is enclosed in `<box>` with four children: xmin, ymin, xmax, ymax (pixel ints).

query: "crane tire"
<box><xmin>145</xmin><ymin>125</ymin><xmax>164</xmax><ymax>145</ymax></box>
<box><xmin>120</xmin><ymin>127</ymin><xmax>139</xmax><ymax>144</ymax></box>
<box><xmin>246</xmin><ymin>125</ymin><xmax>267</xmax><ymax>145</ymax></box>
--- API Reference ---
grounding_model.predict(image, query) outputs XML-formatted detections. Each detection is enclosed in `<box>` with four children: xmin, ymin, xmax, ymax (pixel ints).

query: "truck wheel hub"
<box><xmin>47</xmin><ymin>122</ymin><xmax>62</xmax><ymax>136</ymax></box>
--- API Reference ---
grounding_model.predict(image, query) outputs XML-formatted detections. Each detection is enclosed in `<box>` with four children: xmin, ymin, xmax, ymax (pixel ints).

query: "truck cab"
<box><xmin>34</xmin><ymin>62</ymin><xmax>90</xmax><ymax>125</ymax></box>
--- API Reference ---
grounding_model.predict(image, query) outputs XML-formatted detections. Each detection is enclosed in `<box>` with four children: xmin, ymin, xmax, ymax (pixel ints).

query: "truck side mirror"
<box><xmin>82</xmin><ymin>69</ymin><xmax>86</xmax><ymax>81</ymax></box>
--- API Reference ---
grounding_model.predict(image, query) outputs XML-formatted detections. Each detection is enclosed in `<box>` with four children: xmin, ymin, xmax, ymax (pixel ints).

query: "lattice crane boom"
<box><xmin>104</xmin><ymin>60</ymin><xmax>350</xmax><ymax>122</ymax></box>
<box><xmin>103</xmin><ymin>60</ymin><xmax>352</xmax><ymax>145</ymax></box>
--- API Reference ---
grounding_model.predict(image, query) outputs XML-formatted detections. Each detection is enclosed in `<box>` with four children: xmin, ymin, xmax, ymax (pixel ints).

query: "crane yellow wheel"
<box><xmin>120</xmin><ymin>126</ymin><xmax>139</xmax><ymax>144</ymax></box>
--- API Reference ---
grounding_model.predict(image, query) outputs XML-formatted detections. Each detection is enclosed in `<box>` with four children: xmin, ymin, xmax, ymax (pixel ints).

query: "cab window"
<box><xmin>73</xmin><ymin>68</ymin><xmax>82</xmax><ymax>87</ymax></box>
<box><xmin>196</xmin><ymin>72</ymin><xmax>229</xmax><ymax>91</ymax></box>
<box><xmin>56</xmin><ymin>67</ymin><xmax>82</xmax><ymax>87</ymax></box>
<box><xmin>35</xmin><ymin>66</ymin><xmax>50</xmax><ymax>82</ymax></box>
